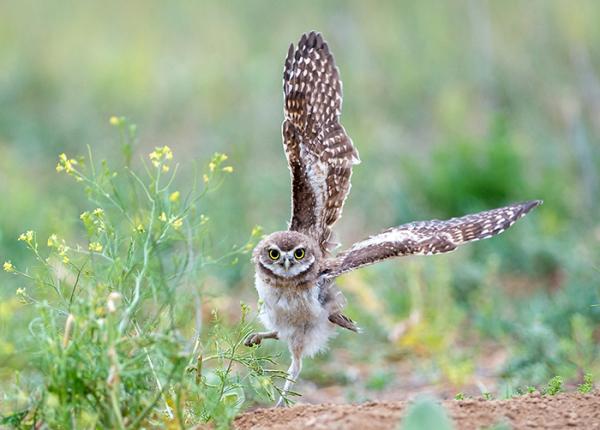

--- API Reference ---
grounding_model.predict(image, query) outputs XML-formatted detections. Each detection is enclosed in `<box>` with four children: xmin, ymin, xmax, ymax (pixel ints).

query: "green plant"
<box><xmin>545</xmin><ymin>376</ymin><xmax>563</xmax><ymax>396</ymax></box>
<box><xmin>1</xmin><ymin>118</ymin><xmax>284</xmax><ymax>429</ymax></box>
<box><xmin>454</xmin><ymin>392</ymin><xmax>465</xmax><ymax>400</ymax></box>
<box><xmin>398</xmin><ymin>397</ymin><xmax>454</xmax><ymax>430</ymax></box>
<box><xmin>482</xmin><ymin>392</ymin><xmax>493</xmax><ymax>401</ymax></box>
<box><xmin>577</xmin><ymin>373</ymin><xmax>593</xmax><ymax>394</ymax></box>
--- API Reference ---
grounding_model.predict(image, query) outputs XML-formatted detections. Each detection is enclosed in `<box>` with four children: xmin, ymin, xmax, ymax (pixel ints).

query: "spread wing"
<box><xmin>283</xmin><ymin>31</ymin><xmax>360</xmax><ymax>253</ymax></box>
<box><xmin>324</xmin><ymin>200</ymin><xmax>542</xmax><ymax>278</ymax></box>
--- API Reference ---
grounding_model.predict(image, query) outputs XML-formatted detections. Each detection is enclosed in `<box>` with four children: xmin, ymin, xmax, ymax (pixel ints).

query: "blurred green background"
<box><xmin>1</xmin><ymin>0</ymin><xmax>599</xmax><ymax>401</ymax></box>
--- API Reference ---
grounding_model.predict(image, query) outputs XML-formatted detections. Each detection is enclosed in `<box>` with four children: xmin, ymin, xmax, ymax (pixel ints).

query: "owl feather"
<box><xmin>283</xmin><ymin>32</ymin><xmax>360</xmax><ymax>254</ymax></box>
<box><xmin>324</xmin><ymin>200</ymin><xmax>542</xmax><ymax>279</ymax></box>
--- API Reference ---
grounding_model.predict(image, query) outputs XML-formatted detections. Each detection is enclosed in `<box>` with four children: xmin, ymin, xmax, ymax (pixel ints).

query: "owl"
<box><xmin>246</xmin><ymin>31</ymin><xmax>541</xmax><ymax>406</ymax></box>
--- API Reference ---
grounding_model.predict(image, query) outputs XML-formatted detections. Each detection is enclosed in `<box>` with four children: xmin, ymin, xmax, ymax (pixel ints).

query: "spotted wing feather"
<box><xmin>325</xmin><ymin>200</ymin><xmax>542</xmax><ymax>278</ymax></box>
<box><xmin>283</xmin><ymin>31</ymin><xmax>360</xmax><ymax>253</ymax></box>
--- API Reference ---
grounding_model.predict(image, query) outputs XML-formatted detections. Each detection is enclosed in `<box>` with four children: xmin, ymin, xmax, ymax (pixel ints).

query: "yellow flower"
<box><xmin>109</xmin><ymin>116</ymin><xmax>121</xmax><ymax>126</ymax></box>
<box><xmin>149</xmin><ymin>146</ymin><xmax>173</xmax><ymax>170</ymax></box>
<box><xmin>208</xmin><ymin>162</ymin><xmax>216</xmax><ymax>172</ymax></box>
<box><xmin>56</xmin><ymin>153</ymin><xmax>78</xmax><ymax>174</ymax></box>
<box><xmin>92</xmin><ymin>208</ymin><xmax>104</xmax><ymax>217</ymax></box>
<box><xmin>251</xmin><ymin>225</ymin><xmax>263</xmax><ymax>237</ymax></box>
<box><xmin>200</xmin><ymin>214</ymin><xmax>209</xmax><ymax>225</ymax></box>
<box><xmin>169</xmin><ymin>191</ymin><xmax>180</xmax><ymax>203</ymax></box>
<box><xmin>3</xmin><ymin>261</ymin><xmax>14</xmax><ymax>273</ymax></box>
<box><xmin>162</xmin><ymin>164</ymin><xmax>170</xmax><ymax>173</ymax></box>
<box><xmin>203</xmin><ymin>174</ymin><xmax>209</xmax><ymax>183</ymax></box>
<box><xmin>135</xmin><ymin>224</ymin><xmax>145</xmax><ymax>233</ymax></box>
<box><xmin>222</xmin><ymin>166</ymin><xmax>234</xmax><ymax>173</ymax></box>
<box><xmin>159</xmin><ymin>212</ymin><xmax>167</xmax><ymax>222</ymax></box>
<box><xmin>16</xmin><ymin>288</ymin><xmax>26</xmax><ymax>297</ymax></box>
<box><xmin>89</xmin><ymin>242</ymin><xmax>103</xmax><ymax>252</ymax></box>
<box><xmin>18</xmin><ymin>230</ymin><xmax>34</xmax><ymax>244</ymax></box>
<box><xmin>47</xmin><ymin>234</ymin><xmax>58</xmax><ymax>248</ymax></box>
<box><xmin>171</xmin><ymin>217</ymin><xmax>183</xmax><ymax>230</ymax></box>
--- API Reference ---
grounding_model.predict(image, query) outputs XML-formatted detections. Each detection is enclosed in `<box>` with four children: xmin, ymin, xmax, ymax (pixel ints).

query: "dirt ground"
<box><xmin>235</xmin><ymin>391</ymin><xmax>600</xmax><ymax>430</ymax></box>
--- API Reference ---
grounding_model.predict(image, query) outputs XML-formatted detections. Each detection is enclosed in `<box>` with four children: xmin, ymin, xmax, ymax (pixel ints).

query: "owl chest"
<box><xmin>254</xmin><ymin>274</ymin><xmax>327</xmax><ymax>331</ymax></box>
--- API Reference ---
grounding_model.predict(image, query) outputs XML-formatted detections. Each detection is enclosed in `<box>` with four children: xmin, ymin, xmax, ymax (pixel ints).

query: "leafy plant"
<box><xmin>545</xmin><ymin>376</ymin><xmax>563</xmax><ymax>396</ymax></box>
<box><xmin>1</xmin><ymin>118</ymin><xmax>284</xmax><ymax>429</ymax></box>
<box><xmin>577</xmin><ymin>373</ymin><xmax>593</xmax><ymax>394</ymax></box>
<box><xmin>399</xmin><ymin>397</ymin><xmax>454</xmax><ymax>430</ymax></box>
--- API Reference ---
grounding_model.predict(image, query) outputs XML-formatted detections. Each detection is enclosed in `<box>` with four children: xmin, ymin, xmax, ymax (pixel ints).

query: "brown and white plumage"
<box><xmin>282</xmin><ymin>31</ymin><xmax>360</xmax><ymax>253</ymax></box>
<box><xmin>248</xmin><ymin>31</ymin><xmax>541</xmax><ymax>406</ymax></box>
<box><xmin>325</xmin><ymin>200</ymin><xmax>542</xmax><ymax>278</ymax></box>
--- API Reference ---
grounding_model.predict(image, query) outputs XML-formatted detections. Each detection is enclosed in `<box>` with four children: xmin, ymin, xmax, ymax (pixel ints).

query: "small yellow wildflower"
<box><xmin>89</xmin><ymin>242</ymin><xmax>103</xmax><ymax>252</ymax></box>
<box><xmin>169</xmin><ymin>191</ymin><xmax>180</xmax><ymax>203</ymax></box>
<box><xmin>162</xmin><ymin>164</ymin><xmax>170</xmax><ymax>173</ymax></box>
<box><xmin>92</xmin><ymin>208</ymin><xmax>104</xmax><ymax>217</ymax></box>
<box><xmin>222</xmin><ymin>166</ymin><xmax>234</xmax><ymax>173</ymax></box>
<box><xmin>47</xmin><ymin>234</ymin><xmax>58</xmax><ymax>247</ymax></box>
<box><xmin>3</xmin><ymin>261</ymin><xmax>15</xmax><ymax>273</ymax></box>
<box><xmin>200</xmin><ymin>214</ymin><xmax>210</xmax><ymax>225</ymax></box>
<box><xmin>18</xmin><ymin>230</ymin><xmax>34</xmax><ymax>244</ymax></box>
<box><xmin>149</xmin><ymin>146</ymin><xmax>173</xmax><ymax>168</ymax></box>
<box><xmin>159</xmin><ymin>212</ymin><xmax>167</xmax><ymax>222</ymax></box>
<box><xmin>251</xmin><ymin>225</ymin><xmax>263</xmax><ymax>237</ymax></box>
<box><xmin>208</xmin><ymin>162</ymin><xmax>216</xmax><ymax>172</ymax></box>
<box><xmin>56</xmin><ymin>153</ymin><xmax>78</xmax><ymax>174</ymax></box>
<box><xmin>203</xmin><ymin>174</ymin><xmax>209</xmax><ymax>183</ymax></box>
<box><xmin>109</xmin><ymin>116</ymin><xmax>121</xmax><ymax>126</ymax></box>
<box><xmin>135</xmin><ymin>224</ymin><xmax>145</xmax><ymax>233</ymax></box>
<box><xmin>16</xmin><ymin>288</ymin><xmax>26</xmax><ymax>297</ymax></box>
<box><xmin>171</xmin><ymin>217</ymin><xmax>183</xmax><ymax>230</ymax></box>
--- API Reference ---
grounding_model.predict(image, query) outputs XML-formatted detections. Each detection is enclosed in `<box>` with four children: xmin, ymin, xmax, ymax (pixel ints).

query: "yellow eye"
<box><xmin>294</xmin><ymin>248</ymin><xmax>305</xmax><ymax>260</ymax></box>
<box><xmin>268</xmin><ymin>249</ymin><xmax>280</xmax><ymax>260</ymax></box>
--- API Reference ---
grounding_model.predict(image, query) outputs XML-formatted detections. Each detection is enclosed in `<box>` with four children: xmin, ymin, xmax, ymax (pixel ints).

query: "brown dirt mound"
<box><xmin>235</xmin><ymin>391</ymin><xmax>600</xmax><ymax>430</ymax></box>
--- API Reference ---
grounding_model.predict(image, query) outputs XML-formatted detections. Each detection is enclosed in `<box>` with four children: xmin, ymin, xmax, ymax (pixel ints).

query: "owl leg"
<box><xmin>276</xmin><ymin>349</ymin><xmax>303</xmax><ymax>407</ymax></box>
<box><xmin>244</xmin><ymin>331</ymin><xmax>279</xmax><ymax>347</ymax></box>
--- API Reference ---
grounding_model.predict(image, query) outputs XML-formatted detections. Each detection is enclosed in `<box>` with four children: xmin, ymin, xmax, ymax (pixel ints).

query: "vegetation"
<box><xmin>0</xmin><ymin>1</ymin><xmax>599</xmax><ymax>428</ymax></box>
<box><xmin>1</xmin><ymin>122</ymin><xmax>286</xmax><ymax>428</ymax></box>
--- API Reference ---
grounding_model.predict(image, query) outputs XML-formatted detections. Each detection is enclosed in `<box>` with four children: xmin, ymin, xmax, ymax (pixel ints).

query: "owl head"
<box><xmin>253</xmin><ymin>231</ymin><xmax>321</xmax><ymax>281</ymax></box>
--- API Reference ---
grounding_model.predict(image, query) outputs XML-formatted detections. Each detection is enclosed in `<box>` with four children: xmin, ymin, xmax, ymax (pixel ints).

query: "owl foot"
<box><xmin>244</xmin><ymin>331</ymin><xmax>279</xmax><ymax>347</ymax></box>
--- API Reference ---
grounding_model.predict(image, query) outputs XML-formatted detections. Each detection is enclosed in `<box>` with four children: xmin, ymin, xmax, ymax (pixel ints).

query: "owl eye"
<box><xmin>268</xmin><ymin>249</ymin><xmax>280</xmax><ymax>260</ymax></box>
<box><xmin>294</xmin><ymin>248</ymin><xmax>306</xmax><ymax>260</ymax></box>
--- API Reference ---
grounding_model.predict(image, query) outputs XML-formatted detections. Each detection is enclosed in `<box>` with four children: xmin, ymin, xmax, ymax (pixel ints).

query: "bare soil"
<box><xmin>235</xmin><ymin>391</ymin><xmax>600</xmax><ymax>430</ymax></box>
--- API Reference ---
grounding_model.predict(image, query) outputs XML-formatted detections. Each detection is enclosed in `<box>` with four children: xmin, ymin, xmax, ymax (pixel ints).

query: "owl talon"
<box><xmin>244</xmin><ymin>333</ymin><xmax>262</xmax><ymax>347</ymax></box>
<box><xmin>244</xmin><ymin>331</ymin><xmax>278</xmax><ymax>347</ymax></box>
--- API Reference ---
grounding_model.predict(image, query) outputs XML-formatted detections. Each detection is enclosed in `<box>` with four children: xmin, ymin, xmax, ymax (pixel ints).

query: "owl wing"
<box><xmin>283</xmin><ymin>32</ymin><xmax>360</xmax><ymax>253</ymax></box>
<box><xmin>323</xmin><ymin>200</ymin><xmax>542</xmax><ymax>278</ymax></box>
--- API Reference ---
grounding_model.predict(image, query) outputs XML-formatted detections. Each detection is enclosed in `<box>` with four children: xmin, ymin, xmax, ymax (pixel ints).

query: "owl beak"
<box><xmin>283</xmin><ymin>256</ymin><xmax>292</xmax><ymax>271</ymax></box>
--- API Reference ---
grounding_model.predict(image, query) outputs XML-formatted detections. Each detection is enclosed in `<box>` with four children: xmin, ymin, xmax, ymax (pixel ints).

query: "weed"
<box><xmin>399</xmin><ymin>397</ymin><xmax>454</xmax><ymax>430</ymax></box>
<box><xmin>545</xmin><ymin>376</ymin><xmax>563</xmax><ymax>396</ymax></box>
<box><xmin>1</xmin><ymin>118</ymin><xmax>284</xmax><ymax>428</ymax></box>
<box><xmin>577</xmin><ymin>373</ymin><xmax>593</xmax><ymax>394</ymax></box>
<box><xmin>454</xmin><ymin>392</ymin><xmax>465</xmax><ymax>400</ymax></box>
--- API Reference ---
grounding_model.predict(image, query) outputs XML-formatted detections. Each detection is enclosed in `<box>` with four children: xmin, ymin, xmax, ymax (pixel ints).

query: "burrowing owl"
<box><xmin>246</xmin><ymin>31</ymin><xmax>541</xmax><ymax>406</ymax></box>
